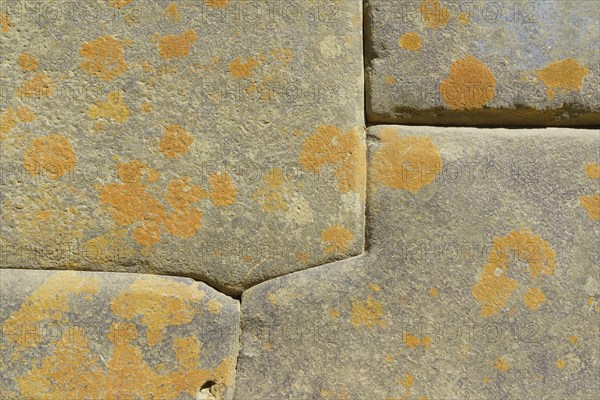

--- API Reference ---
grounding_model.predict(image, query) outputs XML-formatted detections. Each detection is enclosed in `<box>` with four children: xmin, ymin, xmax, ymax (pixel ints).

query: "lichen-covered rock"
<box><xmin>366</xmin><ymin>0</ymin><xmax>600</xmax><ymax>125</ymax></box>
<box><xmin>0</xmin><ymin>0</ymin><xmax>365</xmax><ymax>294</ymax></box>
<box><xmin>235</xmin><ymin>126</ymin><xmax>600</xmax><ymax>399</ymax></box>
<box><xmin>0</xmin><ymin>269</ymin><xmax>240</xmax><ymax>399</ymax></box>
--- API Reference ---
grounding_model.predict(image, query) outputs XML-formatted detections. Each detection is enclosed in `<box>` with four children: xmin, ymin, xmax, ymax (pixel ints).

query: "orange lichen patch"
<box><xmin>206</xmin><ymin>0</ymin><xmax>231</xmax><ymax>8</ymax></box>
<box><xmin>0</xmin><ymin>108</ymin><xmax>17</xmax><ymax>140</ymax></box>
<box><xmin>158</xmin><ymin>30</ymin><xmax>197</xmax><ymax>58</ymax></box>
<box><xmin>585</xmin><ymin>163</ymin><xmax>600</xmax><ymax>179</ymax></box>
<box><xmin>0</xmin><ymin>12</ymin><xmax>11</xmax><ymax>33</ymax></box>
<box><xmin>569</xmin><ymin>335</ymin><xmax>580</xmax><ymax>345</ymax></box>
<box><xmin>24</xmin><ymin>134</ymin><xmax>77</xmax><ymax>180</ymax></box>
<box><xmin>160</xmin><ymin>124</ymin><xmax>193</xmax><ymax>158</ymax></box>
<box><xmin>580</xmin><ymin>195</ymin><xmax>600</xmax><ymax>220</ymax></box>
<box><xmin>111</xmin><ymin>275</ymin><xmax>205</xmax><ymax>346</ymax></box>
<box><xmin>4</xmin><ymin>272</ymin><xmax>98</xmax><ymax>347</ymax></box>
<box><xmin>133</xmin><ymin>220</ymin><xmax>162</xmax><ymax>247</ymax></box>
<box><xmin>207</xmin><ymin>299</ymin><xmax>223</xmax><ymax>314</ymax></box>
<box><xmin>88</xmin><ymin>91</ymin><xmax>130</xmax><ymax>123</ymax></box>
<box><xmin>494</xmin><ymin>356</ymin><xmax>510</xmax><ymax>372</ymax></box>
<box><xmin>440</xmin><ymin>55</ymin><xmax>496</xmax><ymax>110</ymax></box>
<box><xmin>18</xmin><ymin>53</ymin><xmax>38</xmax><ymax>71</ymax></box>
<box><xmin>16</xmin><ymin>74</ymin><xmax>55</xmax><ymax>97</ymax></box>
<box><xmin>386</xmin><ymin>75</ymin><xmax>396</xmax><ymax>85</ymax></box>
<box><xmin>398</xmin><ymin>373</ymin><xmax>414</xmax><ymax>389</ymax></box>
<box><xmin>536</xmin><ymin>58</ymin><xmax>589</xmax><ymax>99</ymax></box>
<box><xmin>420</xmin><ymin>0</ymin><xmax>450</xmax><ymax>29</ymax></box>
<box><xmin>228</xmin><ymin>57</ymin><xmax>260</xmax><ymax>79</ymax></box>
<box><xmin>300</xmin><ymin>125</ymin><xmax>366</xmax><ymax>195</ymax></box>
<box><xmin>253</xmin><ymin>168</ymin><xmax>288</xmax><ymax>212</ymax></box>
<box><xmin>107</xmin><ymin>0</ymin><xmax>135</xmax><ymax>9</ymax></box>
<box><xmin>201</xmin><ymin>172</ymin><xmax>237</xmax><ymax>206</ymax></box>
<box><xmin>141</xmin><ymin>101</ymin><xmax>153</xmax><ymax>113</ymax></box>
<box><xmin>350</xmin><ymin>295</ymin><xmax>386</xmax><ymax>328</ymax></box>
<box><xmin>80</xmin><ymin>35</ymin><xmax>128</xmax><ymax>80</ymax></box>
<box><xmin>16</xmin><ymin>105</ymin><xmax>36</xmax><ymax>122</ymax></box>
<box><xmin>428</xmin><ymin>287</ymin><xmax>439</xmax><ymax>297</ymax></box>
<box><xmin>165</xmin><ymin>176</ymin><xmax>202</xmax><ymax>210</ymax></box>
<box><xmin>322</xmin><ymin>225</ymin><xmax>354</xmax><ymax>254</ymax></box>
<box><xmin>165</xmin><ymin>3</ymin><xmax>181</xmax><ymax>21</ymax></box>
<box><xmin>403</xmin><ymin>333</ymin><xmax>431</xmax><ymax>349</ymax></box>
<box><xmin>371</xmin><ymin>128</ymin><xmax>443</xmax><ymax>192</ymax></box>
<box><xmin>473</xmin><ymin>230</ymin><xmax>555</xmax><ymax>316</ymax></box>
<box><xmin>399</xmin><ymin>32</ymin><xmax>422</xmax><ymax>51</ymax></box>
<box><xmin>296</xmin><ymin>250</ymin><xmax>310</xmax><ymax>264</ymax></box>
<box><xmin>457</xmin><ymin>11</ymin><xmax>470</xmax><ymax>25</ymax></box>
<box><xmin>523</xmin><ymin>287</ymin><xmax>546</xmax><ymax>310</ymax></box>
<box><xmin>164</xmin><ymin>208</ymin><xmax>202</xmax><ymax>239</ymax></box>
<box><xmin>330</xmin><ymin>308</ymin><xmax>341</xmax><ymax>319</ymax></box>
<box><xmin>164</xmin><ymin>177</ymin><xmax>203</xmax><ymax>238</ymax></box>
<box><xmin>85</xmin><ymin>228</ymin><xmax>136</xmax><ymax>263</ymax></box>
<box><xmin>556</xmin><ymin>357</ymin><xmax>565</xmax><ymax>369</ymax></box>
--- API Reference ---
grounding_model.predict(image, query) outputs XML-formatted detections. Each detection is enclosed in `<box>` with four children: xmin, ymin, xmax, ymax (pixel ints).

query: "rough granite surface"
<box><xmin>0</xmin><ymin>0</ymin><xmax>365</xmax><ymax>295</ymax></box>
<box><xmin>366</xmin><ymin>0</ymin><xmax>600</xmax><ymax>125</ymax></box>
<box><xmin>0</xmin><ymin>268</ymin><xmax>240</xmax><ymax>400</ymax></box>
<box><xmin>235</xmin><ymin>125</ymin><xmax>600</xmax><ymax>399</ymax></box>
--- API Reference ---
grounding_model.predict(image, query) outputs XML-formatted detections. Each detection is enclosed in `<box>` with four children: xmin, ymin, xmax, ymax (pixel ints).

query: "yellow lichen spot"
<box><xmin>483</xmin><ymin>376</ymin><xmax>491</xmax><ymax>383</ymax></box>
<box><xmin>158</xmin><ymin>30</ymin><xmax>197</xmax><ymax>58</ymax></box>
<box><xmin>350</xmin><ymin>295</ymin><xmax>386</xmax><ymax>329</ymax></box>
<box><xmin>88</xmin><ymin>91</ymin><xmax>130</xmax><ymax>123</ymax></box>
<box><xmin>253</xmin><ymin>168</ymin><xmax>288</xmax><ymax>212</ymax></box>
<box><xmin>16</xmin><ymin>106</ymin><xmax>36</xmax><ymax>122</ymax></box>
<box><xmin>371</xmin><ymin>128</ymin><xmax>443</xmax><ymax>192</ymax></box>
<box><xmin>165</xmin><ymin>3</ymin><xmax>181</xmax><ymax>21</ymax></box>
<box><xmin>164</xmin><ymin>177</ymin><xmax>203</xmax><ymax>239</ymax></box>
<box><xmin>420</xmin><ymin>0</ymin><xmax>450</xmax><ymax>29</ymax></box>
<box><xmin>24</xmin><ymin>134</ymin><xmax>77</xmax><ymax>180</ymax></box>
<box><xmin>556</xmin><ymin>357</ymin><xmax>565</xmax><ymax>369</ymax></box>
<box><xmin>295</xmin><ymin>250</ymin><xmax>310</xmax><ymax>264</ymax></box>
<box><xmin>16</xmin><ymin>74</ymin><xmax>55</xmax><ymax>97</ymax></box>
<box><xmin>36</xmin><ymin>210</ymin><xmax>51</xmax><ymax>221</ymax></box>
<box><xmin>440</xmin><ymin>55</ymin><xmax>496</xmax><ymax>110</ymax></box>
<box><xmin>299</xmin><ymin>125</ymin><xmax>366</xmax><ymax>196</ymax></box>
<box><xmin>18</xmin><ymin>53</ymin><xmax>38</xmax><ymax>71</ymax></box>
<box><xmin>84</xmin><ymin>228</ymin><xmax>136</xmax><ymax>263</ymax></box>
<box><xmin>368</xmin><ymin>283</ymin><xmax>382</xmax><ymax>292</ymax></box>
<box><xmin>141</xmin><ymin>101</ymin><xmax>153</xmax><ymax>113</ymax></box>
<box><xmin>80</xmin><ymin>35</ymin><xmax>128</xmax><ymax>80</ymax></box>
<box><xmin>428</xmin><ymin>287</ymin><xmax>438</xmax><ymax>297</ymax></box>
<box><xmin>4</xmin><ymin>272</ymin><xmax>98</xmax><ymax>347</ymax></box>
<box><xmin>330</xmin><ymin>308</ymin><xmax>341</xmax><ymax>319</ymax></box>
<box><xmin>207</xmin><ymin>299</ymin><xmax>223</xmax><ymax>314</ymax></box>
<box><xmin>322</xmin><ymin>225</ymin><xmax>354</xmax><ymax>255</ymax></box>
<box><xmin>536</xmin><ymin>58</ymin><xmax>589</xmax><ymax>99</ymax></box>
<box><xmin>569</xmin><ymin>335</ymin><xmax>580</xmax><ymax>345</ymax></box>
<box><xmin>585</xmin><ymin>163</ymin><xmax>600</xmax><ymax>179</ymax></box>
<box><xmin>111</xmin><ymin>275</ymin><xmax>205</xmax><ymax>346</ymax></box>
<box><xmin>0</xmin><ymin>12</ymin><xmax>11</xmax><ymax>33</ymax></box>
<box><xmin>107</xmin><ymin>0</ymin><xmax>134</xmax><ymax>9</ymax></box>
<box><xmin>494</xmin><ymin>356</ymin><xmax>510</xmax><ymax>372</ymax></box>
<box><xmin>160</xmin><ymin>124</ymin><xmax>193</xmax><ymax>158</ymax></box>
<box><xmin>580</xmin><ymin>195</ymin><xmax>600</xmax><ymax>220</ymax></box>
<box><xmin>146</xmin><ymin>167</ymin><xmax>160</xmax><ymax>183</ymax></box>
<box><xmin>523</xmin><ymin>287</ymin><xmax>546</xmax><ymax>310</ymax></box>
<box><xmin>398</xmin><ymin>373</ymin><xmax>414</xmax><ymax>388</ymax></box>
<box><xmin>399</xmin><ymin>32</ymin><xmax>422</xmax><ymax>51</ymax></box>
<box><xmin>0</xmin><ymin>108</ymin><xmax>17</xmax><ymax>140</ymax></box>
<box><xmin>206</xmin><ymin>0</ymin><xmax>231</xmax><ymax>8</ymax></box>
<box><xmin>173</xmin><ymin>336</ymin><xmax>201</xmax><ymax>370</ymax></box>
<box><xmin>403</xmin><ymin>333</ymin><xmax>421</xmax><ymax>348</ymax></box>
<box><xmin>203</xmin><ymin>172</ymin><xmax>237</xmax><ymax>206</ymax></box>
<box><xmin>385</xmin><ymin>354</ymin><xmax>393</xmax><ymax>363</ymax></box>
<box><xmin>386</xmin><ymin>75</ymin><xmax>396</xmax><ymax>85</ymax></box>
<box><xmin>267</xmin><ymin>292</ymin><xmax>277</xmax><ymax>306</ymax></box>
<box><xmin>228</xmin><ymin>57</ymin><xmax>260</xmax><ymax>79</ymax></box>
<box><xmin>473</xmin><ymin>230</ymin><xmax>556</xmax><ymax>316</ymax></box>
<box><xmin>457</xmin><ymin>11</ymin><xmax>470</xmax><ymax>26</ymax></box>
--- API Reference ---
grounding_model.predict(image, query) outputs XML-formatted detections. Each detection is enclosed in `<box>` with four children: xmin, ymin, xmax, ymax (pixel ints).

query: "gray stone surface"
<box><xmin>235</xmin><ymin>125</ymin><xmax>600</xmax><ymax>399</ymax></box>
<box><xmin>0</xmin><ymin>0</ymin><xmax>365</xmax><ymax>295</ymax></box>
<box><xmin>0</xmin><ymin>268</ymin><xmax>240</xmax><ymax>400</ymax></box>
<box><xmin>366</xmin><ymin>0</ymin><xmax>600</xmax><ymax>125</ymax></box>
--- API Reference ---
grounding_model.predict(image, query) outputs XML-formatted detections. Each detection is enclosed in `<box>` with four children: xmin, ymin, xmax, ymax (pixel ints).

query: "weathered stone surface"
<box><xmin>366</xmin><ymin>0</ymin><xmax>600</xmax><ymax>125</ymax></box>
<box><xmin>0</xmin><ymin>268</ymin><xmax>240</xmax><ymax>399</ymax></box>
<box><xmin>235</xmin><ymin>126</ymin><xmax>600</xmax><ymax>399</ymax></box>
<box><xmin>0</xmin><ymin>0</ymin><xmax>365</xmax><ymax>294</ymax></box>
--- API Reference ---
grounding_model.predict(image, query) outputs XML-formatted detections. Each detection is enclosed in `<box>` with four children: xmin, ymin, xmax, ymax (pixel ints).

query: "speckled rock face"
<box><xmin>0</xmin><ymin>0</ymin><xmax>365</xmax><ymax>294</ymax></box>
<box><xmin>366</xmin><ymin>0</ymin><xmax>600</xmax><ymax>126</ymax></box>
<box><xmin>235</xmin><ymin>126</ymin><xmax>600</xmax><ymax>399</ymax></box>
<box><xmin>0</xmin><ymin>269</ymin><xmax>240</xmax><ymax>400</ymax></box>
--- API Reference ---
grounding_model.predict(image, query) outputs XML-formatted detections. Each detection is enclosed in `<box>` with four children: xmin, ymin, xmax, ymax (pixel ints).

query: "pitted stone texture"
<box><xmin>0</xmin><ymin>0</ymin><xmax>365</xmax><ymax>294</ymax></box>
<box><xmin>235</xmin><ymin>126</ymin><xmax>600</xmax><ymax>399</ymax></box>
<box><xmin>0</xmin><ymin>269</ymin><xmax>240</xmax><ymax>400</ymax></box>
<box><xmin>366</xmin><ymin>0</ymin><xmax>600</xmax><ymax>126</ymax></box>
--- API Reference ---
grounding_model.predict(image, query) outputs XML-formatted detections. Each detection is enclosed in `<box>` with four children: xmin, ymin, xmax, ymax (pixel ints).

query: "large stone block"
<box><xmin>0</xmin><ymin>269</ymin><xmax>240</xmax><ymax>399</ymax></box>
<box><xmin>366</xmin><ymin>0</ymin><xmax>600</xmax><ymax>125</ymax></box>
<box><xmin>235</xmin><ymin>126</ymin><xmax>600</xmax><ymax>399</ymax></box>
<box><xmin>0</xmin><ymin>0</ymin><xmax>365</xmax><ymax>294</ymax></box>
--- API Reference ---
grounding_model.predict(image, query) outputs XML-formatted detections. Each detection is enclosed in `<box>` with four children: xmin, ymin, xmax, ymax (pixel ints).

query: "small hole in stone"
<box><xmin>201</xmin><ymin>381</ymin><xmax>216</xmax><ymax>390</ymax></box>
